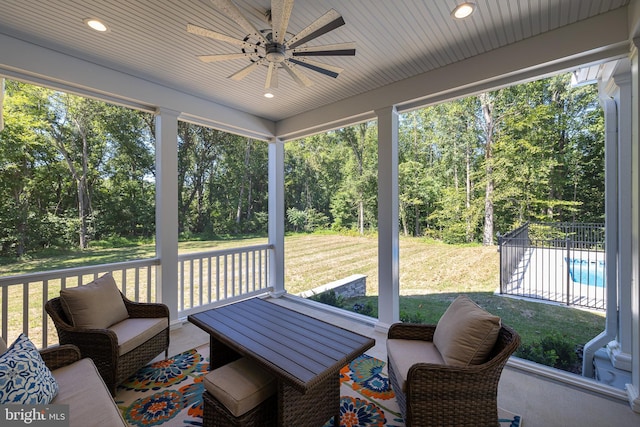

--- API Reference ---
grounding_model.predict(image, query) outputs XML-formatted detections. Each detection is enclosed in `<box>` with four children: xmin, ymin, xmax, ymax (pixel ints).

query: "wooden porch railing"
<box><xmin>177</xmin><ymin>244</ymin><xmax>272</xmax><ymax>318</ymax></box>
<box><xmin>0</xmin><ymin>244</ymin><xmax>273</xmax><ymax>349</ymax></box>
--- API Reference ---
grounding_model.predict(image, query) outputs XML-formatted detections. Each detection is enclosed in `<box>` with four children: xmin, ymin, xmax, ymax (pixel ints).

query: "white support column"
<box><xmin>627</xmin><ymin>39</ymin><xmax>640</xmax><ymax>413</ymax></box>
<box><xmin>582</xmin><ymin>95</ymin><xmax>619</xmax><ymax>378</ymax></box>
<box><xmin>155</xmin><ymin>108</ymin><xmax>179</xmax><ymax>321</ymax></box>
<box><xmin>268</xmin><ymin>138</ymin><xmax>286</xmax><ymax>297</ymax></box>
<box><xmin>610</xmin><ymin>71</ymin><xmax>633</xmax><ymax>370</ymax></box>
<box><xmin>375</xmin><ymin>106</ymin><xmax>400</xmax><ymax>332</ymax></box>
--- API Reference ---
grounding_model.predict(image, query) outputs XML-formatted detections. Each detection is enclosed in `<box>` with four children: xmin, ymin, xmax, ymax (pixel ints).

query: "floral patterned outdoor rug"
<box><xmin>115</xmin><ymin>347</ymin><xmax>207</xmax><ymax>426</ymax></box>
<box><xmin>115</xmin><ymin>346</ymin><xmax>521</xmax><ymax>427</ymax></box>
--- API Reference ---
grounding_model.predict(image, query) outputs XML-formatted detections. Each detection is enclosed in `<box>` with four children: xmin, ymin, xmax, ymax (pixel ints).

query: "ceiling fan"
<box><xmin>187</xmin><ymin>0</ymin><xmax>356</xmax><ymax>89</ymax></box>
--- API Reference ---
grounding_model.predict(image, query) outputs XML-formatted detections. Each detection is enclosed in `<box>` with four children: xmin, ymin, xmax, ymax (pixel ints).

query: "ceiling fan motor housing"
<box><xmin>265</xmin><ymin>42</ymin><xmax>286</xmax><ymax>63</ymax></box>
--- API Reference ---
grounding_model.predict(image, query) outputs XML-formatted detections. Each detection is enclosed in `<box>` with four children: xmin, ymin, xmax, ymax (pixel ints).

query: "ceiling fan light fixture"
<box><xmin>264</xmin><ymin>92</ymin><xmax>275</xmax><ymax>98</ymax></box>
<box><xmin>452</xmin><ymin>2</ymin><xmax>476</xmax><ymax>19</ymax></box>
<box><xmin>83</xmin><ymin>18</ymin><xmax>109</xmax><ymax>32</ymax></box>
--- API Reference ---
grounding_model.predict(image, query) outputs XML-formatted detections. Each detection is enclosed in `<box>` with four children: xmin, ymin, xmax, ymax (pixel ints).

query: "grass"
<box><xmin>0</xmin><ymin>236</ymin><xmax>269</xmax><ymax>276</ymax></box>
<box><xmin>1</xmin><ymin>232</ymin><xmax>605</xmax><ymax>370</ymax></box>
<box><xmin>284</xmin><ymin>233</ymin><xmax>605</xmax><ymax>372</ymax></box>
<box><xmin>345</xmin><ymin>292</ymin><xmax>604</xmax><ymax>354</ymax></box>
<box><xmin>282</xmin><ymin>233</ymin><xmax>500</xmax><ymax>295</ymax></box>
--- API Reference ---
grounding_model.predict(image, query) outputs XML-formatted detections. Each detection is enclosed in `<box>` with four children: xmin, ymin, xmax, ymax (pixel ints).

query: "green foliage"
<box><xmin>400</xmin><ymin>310</ymin><xmax>429</xmax><ymax>324</ymax></box>
<box><xmin>286</xmin><ymin>207</ymin><xmax>329</xmax><ymax>232</ymax></box>
<box><xmin>89</xmin><ymin>235</ymin><xmax>153</xmax><ymax>249</ymax></box>
<box><xmin>287</xmin><ymin>207</ymin><xmax>306</xmax><ymax>232</ymax></box>
<box><xmin>0</xmin><ymin>73</ymin><xmax>605</xmax><ymax>257</ymax></box>
<box><xmin>309</xmin><ymin>291</ymin><xmax>345</xmax><ymax>308</ymax></box>
<box><xmin>516</xmin><ymin>332</ymin><xmax>579</xmax><ymax>371</ymax></box>
<box><xmin>352</xmin><ymin>301</ymin><xmax>376</xmax><ymax>317</ymax></box>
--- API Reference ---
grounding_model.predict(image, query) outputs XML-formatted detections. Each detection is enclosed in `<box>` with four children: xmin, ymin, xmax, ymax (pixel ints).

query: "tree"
<box><xmin>0</xmin><ymin>82</ymin><xmax>54</xmax><ymax>255</ymax></box>
<box><xmin>0</xmin><ymin>74</ymin><xmax>605</xmax><ymax>256</ymax></box>
<box><xmin>479</xmin><ymin>92</ymin><xmax>497</xmax><ymax>245</ymax></box>
<box><xmin>333</xmin><ymin>122</ymin><xmax>378</xmax><ymax>234</ymax></box>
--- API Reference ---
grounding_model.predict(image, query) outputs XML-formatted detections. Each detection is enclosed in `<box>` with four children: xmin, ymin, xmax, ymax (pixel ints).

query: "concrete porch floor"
<box><xmin>165</xmin><ymin>295</ymin><xmax>640</xmax><ymax>427</ymax></box>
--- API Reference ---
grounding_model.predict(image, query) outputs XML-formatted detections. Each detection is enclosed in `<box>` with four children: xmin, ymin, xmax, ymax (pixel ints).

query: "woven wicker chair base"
<box><xmin>114</xmin><ymin>330</ymin><xmax>169</xmax><ymax>387</ymax></box>
<box><xmin>278</xmin><ymin>374</ymin><xmax>340</xmax><ymax>427</ymax></box>
<box><xmin>202</xmin><ymin>390</ymin><xmax>277</xmax><ymax>427</ymax></box>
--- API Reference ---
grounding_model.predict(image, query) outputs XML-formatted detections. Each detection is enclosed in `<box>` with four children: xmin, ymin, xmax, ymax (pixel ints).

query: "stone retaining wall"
<box><xmin>298</xmin><ymin>274</ymin><xmax>367</xmax><ymax>299</ymax></box>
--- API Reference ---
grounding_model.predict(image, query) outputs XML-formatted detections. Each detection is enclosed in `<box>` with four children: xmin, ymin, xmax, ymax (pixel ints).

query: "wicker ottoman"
<box><xmin>202</xmin><ymin>357</ymin><xmax>277</xmax><ymax>427</ymax></box>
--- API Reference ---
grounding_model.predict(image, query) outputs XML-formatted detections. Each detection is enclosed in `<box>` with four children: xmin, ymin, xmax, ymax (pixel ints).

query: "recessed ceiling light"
<box><xmin>84</xmin><ymin>18</ymin><xmax>109</xmax><ymax>32</ymax></box>
<box><xmin>452</xmin><ymin>2</ymin><xmax>476</xmax><ymax>19</ymax></box>
<box><xmin>264</xmin><ymin>92</ymin><xmax>275</xmax><ymax>99</ymax></box>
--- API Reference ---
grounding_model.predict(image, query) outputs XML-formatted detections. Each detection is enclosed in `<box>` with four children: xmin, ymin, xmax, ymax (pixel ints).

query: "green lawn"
<box><xmin>2</xmin><ymin>232</ymin><xmax>605</xmax><ymax>372</ymax></box>
<box><xmin>285</xmin><ymin>233</ymin><xmax>604</xmax><ymax>372</ymax></box>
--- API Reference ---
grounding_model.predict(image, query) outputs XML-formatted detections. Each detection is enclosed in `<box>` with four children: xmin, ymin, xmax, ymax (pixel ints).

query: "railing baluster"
<box><xmin>206</xmin><ymin>256</ymin><xmax>212</xmax><ymax>305</ymax></box>
<box><xmin>2</xmin><ymin>286</ymin><xmax>8</xmax><ymax>341</ymax></box>
<box><xmin>224</xmin><ymin>254</ymin><xmax>229</xmax><ymax>299</ymax></box>
<box><xmin>134</xmin><ymin>268</ymin><xmax>140</xmax><ymax>302</ymax></box>
<box><xmin>146</xmin><ymin>265</ymin><xmax>152</xmax><ymax>303</ymax></box>
<box><xmin>258</xmin><ymin>250</ymin><xmax>263</xmax><ymax>289</ymax></box>
<box><xmin>216</xmin><ymin>256</ymin><xmax>220</xmax><ymax>302</ymax></box>
<box><xmin>199</xmin><ymin>257</ymin><xmax>203</xmax><ymax>307</ymax></box>
<box><xmin>189</xmin><ymin>259</ymin><xmax>194</xmax><ymax>310</ymax></box>
<box><xmin>120</xmin><ymin>269</ymin><xmax>126</xmax><ymax>296</ymax></box>
<box><xmin>251</xmin><ymin>250</ymin><xmax>256</xmax><ymax>292</ymax></box>
<box><xmin>22</xmin><ymin>282</ymin><xmax>28</xmax><ymax>336</ymax></box>
<box><xmin>43</xmin><ymin>279</ymin><xmax>49</xmax><ymax>348</ymax></box>
<box><xmin>237</xmin><ymin>251</ymin><xmax>241</xmax><ymax>296</ymax></box>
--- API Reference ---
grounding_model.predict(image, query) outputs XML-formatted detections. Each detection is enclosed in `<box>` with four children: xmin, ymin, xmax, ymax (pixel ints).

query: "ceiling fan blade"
<box><xmin>271</xmin><ymin>0</ymin><xmax>294</xmax><ymax>44</ymax></box>
<box><xmin>265</xmin><ymin>62</ymin><xmax>279</xmax><ymax>89</ymax></box>
<box><xmin>282</xmin><ymin>61</ymin><xmax>313</xmax><ymax>87</ymax></box>
<box><xmin>287</xmin><ymin>9</ymin><xmax>345</xmax><ymax>49</ymax></box>
<box><xmin>288</xmin><ymin>58</ymin><xmax>342</xmax><ymax>78</ymax></box>
<box><xmin>187</xmin><ymin>24</ymin><xmax>262</xmax><ymax>50</ymax></box>
<box><xmin>197</xmin><ymin>53</ymin><xmax>253</xmax><ymax>62</ymax></box>
<box><xmin>292</xmin><ymin>42</ymin><xmax>356</xmax><ymax>57</ymax></box>
<box><xmin>229</xmin><ymin>58</ymin><xmax>267</xmax><ymax>81</ymax></box>
<box><xmin>209</xmin><ymin>0</ymin><xmax>267</xmax><ymax>44</ymax></box>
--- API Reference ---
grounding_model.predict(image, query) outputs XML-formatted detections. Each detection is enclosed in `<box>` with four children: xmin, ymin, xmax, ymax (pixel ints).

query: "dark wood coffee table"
<box><xmin>188</xmin><ymin>297</ymin><xmax>375</xmax><ymax>427</ymax></box>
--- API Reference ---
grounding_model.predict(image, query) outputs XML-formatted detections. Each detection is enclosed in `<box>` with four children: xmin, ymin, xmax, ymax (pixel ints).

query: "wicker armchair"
<box><xmin>39</xmin><ymin>343</ymin><xmax>83</xmax><ymax>371</ymax></box>
<box><xmin>387</xmin><ymin>323</ymin><xmax>520</xmax><ymax>427</ymax></box>
<box><xmin>46</xmin><ymin>293</ymin><xmax>170</xmax><ymax>396</ymax></box>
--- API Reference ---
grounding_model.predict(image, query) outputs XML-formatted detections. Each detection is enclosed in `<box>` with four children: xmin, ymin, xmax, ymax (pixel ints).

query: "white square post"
<box><xmin>376</xmin><ymin>106</ymin><xmax>400</xmax><ymax>331</ymax></box>
<box><xmin>155</xmin><ymin>108</ymin><xmax>179</xmax><ymax>320</ymax></box>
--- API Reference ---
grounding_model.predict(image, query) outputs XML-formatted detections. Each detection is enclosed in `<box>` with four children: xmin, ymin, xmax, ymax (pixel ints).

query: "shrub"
<box><xmin>309</xmin><ymin>291</ymin><xmax>345</xmax><ymax>308</ymax></box>
<box><xmin>516</xmin><ymin>332</ymin><xmax>579</xmax><ymax>372</ymax></box>
<box><xmin>400</xmin><ymin>310</ymin><xmax>428</xmax><ymax>324</ymax></box>
<box><xmin>352</xmin><ymin>302</ymin><xmax>376</xmax><ymax>317</ymax></box>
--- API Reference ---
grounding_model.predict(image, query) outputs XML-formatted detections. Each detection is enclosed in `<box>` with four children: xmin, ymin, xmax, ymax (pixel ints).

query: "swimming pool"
<box><xmin>567</xmin><ymin>258</ymin><xmax>605</xmax><ymax>287</ymax></box>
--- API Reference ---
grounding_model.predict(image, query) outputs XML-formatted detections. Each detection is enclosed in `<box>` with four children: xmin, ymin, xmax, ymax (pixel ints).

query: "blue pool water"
<box><xmin>567</xmin><ymin>258</ymin><xmax>605</xmax><ymax>287</ymax></box>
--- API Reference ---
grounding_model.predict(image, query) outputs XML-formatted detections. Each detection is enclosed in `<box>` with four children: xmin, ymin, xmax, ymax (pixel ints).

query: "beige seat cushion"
<box><xmin>51</xmin><ymin>358</ymin><xmax>127</xmax><ymax>426</ymax></box>
<box><xmin>204</xmin><ymin>357</ymin><xmax>276</xmax><ymax>417</ymax></box>
<box><xmin>433</xmin><ymin>295</ymin><xmax>501</xmax><ymax>366</ymax></box>
<box><xmin>60</xmin><ymin>273</ymin><xmax>129</xmax><ymax>329</ymax></box>
<box><xmin>387</xmin><ymin>338</ymin><xmax>444</xmax><ymax>392</ymax></box>
<box><xmin>109</xmin><ymin>317</ymin><xmax>168</xmax><ymax>355</ymax></box>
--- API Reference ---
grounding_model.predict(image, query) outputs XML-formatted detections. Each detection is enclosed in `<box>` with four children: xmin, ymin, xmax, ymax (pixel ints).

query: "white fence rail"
<box><xmin>0</xmin><ymin>244</ymin><xmax>273</xmax><ymax>349</ymax></box>
<box><xmin>177</xmin><ymin>244</ymin><xmax>272</xmax><ymax>317</ymax></box>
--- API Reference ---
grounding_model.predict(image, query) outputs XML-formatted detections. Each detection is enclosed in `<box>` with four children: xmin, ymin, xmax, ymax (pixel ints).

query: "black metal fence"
<box><xmin>498</xmin><ymin>222</ymin><xmax>606</xmax><ymax>310</ymax></box>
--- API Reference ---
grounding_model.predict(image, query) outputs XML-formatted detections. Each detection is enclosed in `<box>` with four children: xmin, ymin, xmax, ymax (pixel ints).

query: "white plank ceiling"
<box><xmin>0</xmin><ymin>0</ymin><xmax>630</xmax><ymax>122</ymax></box>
